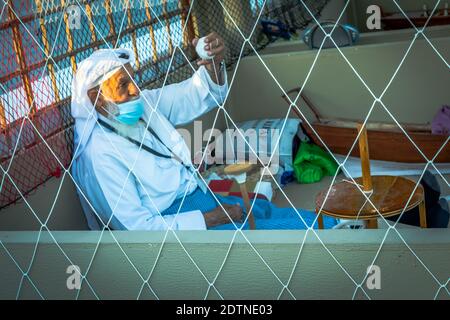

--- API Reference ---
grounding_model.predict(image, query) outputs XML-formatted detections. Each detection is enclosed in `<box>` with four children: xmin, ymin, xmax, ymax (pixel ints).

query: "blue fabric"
<box><xmin>161</xmin><ymin>187</ymin><xmax>338</xmax><ymax>230</ymax></box>
<box><xmin>113</xmin><ymin>96</ymin><xmax>146</xmax><ymax>125</ymax></box>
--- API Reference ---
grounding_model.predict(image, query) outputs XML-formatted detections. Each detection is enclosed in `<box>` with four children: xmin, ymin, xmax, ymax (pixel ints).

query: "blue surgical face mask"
<box><xmin>108</xmin><ymin>96</ymin><xmax>145</xmax><ymax>126</ymax></box>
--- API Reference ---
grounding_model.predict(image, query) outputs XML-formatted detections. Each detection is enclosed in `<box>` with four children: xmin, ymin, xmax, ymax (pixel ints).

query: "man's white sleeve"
<box><xmin>93</xmin><ymin>154</ymin><xmax>207</xmax><ymax>230</ymax></box>
<box><xmin>142</xmin><ymin>65</ymin><xmax>228</xmax><ymax>126</ymax></box>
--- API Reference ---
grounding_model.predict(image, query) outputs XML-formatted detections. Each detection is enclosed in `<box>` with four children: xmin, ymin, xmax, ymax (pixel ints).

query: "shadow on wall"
<box><xmin>0</xmin><ymin>177</ymin><xmax>88</xmax><ymax>231</ymax></box>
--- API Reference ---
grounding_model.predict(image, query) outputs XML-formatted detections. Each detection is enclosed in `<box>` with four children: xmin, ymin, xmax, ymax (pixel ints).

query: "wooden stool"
<box><xmin>224</xmin><ymin>163</ymin><xmax>257</xmax><ymax>230</ymax></box>
<box><xmin>315</xmin><ymin>175</ymin><xmax>427</xmax><ymax>229</ymax></box>
<box><xmin>315</xmin><ymin>124</ymin><xmax>427</xmax><ymax>229</ymax></box>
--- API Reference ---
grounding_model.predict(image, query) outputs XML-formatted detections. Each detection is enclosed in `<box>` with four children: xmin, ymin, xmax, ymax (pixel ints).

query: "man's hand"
<box><xmin>204</xmin><ymin>203</ymin><xmax>243</xmax><ymax>228</ymax></box>
<box><xmin>192</xmin><ymin>32</ymin><xmax>226</xmax><ymax>85</ymax></box>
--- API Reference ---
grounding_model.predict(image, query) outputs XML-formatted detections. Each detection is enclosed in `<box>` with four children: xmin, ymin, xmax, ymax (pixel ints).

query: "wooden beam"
<box><xmin>0</xmin><ymin>98</ymin><xmax>8</xmax><ymax>129</ymax></box>
<box><xmin>35</xmin><ymin>0</ymin><xmax>61</xmax><ymax>103</ymax></box>
<box><xmin>60</xmin><ymin>0</ymin><xmax>77</xmax><ymax>74</ymax></box>
<box><xmin>85</xmin><ymin>2</ymin><xmax>98</xmax><ymax>50</ymax></box>
<box><xmin>104</xmin><ymin>0</ymin><xmax>117</xmax><ymax>47</ymax></box>
<box><xmin>7</xmin><ymin>3</ymin><xmax>37</xmax><ymax>114</ymax></box>
<box><xmin>179</xmin><ymin>0</ymin><xmax>197</xmax><ymax>49</ymax></box>
<box><xmin>162</xmin><ymin>0</ymin><xmax>174</xmax><ymax>54</ymax></box>
<box><xmin>144</xmin><ymin>0</ymin><xmax>160</xmax><ymax>66</ymax></box>
<box><xmin>125</xmin><ymin>0</ymin><xmax>140</xmax><ymax>70</ymax></box>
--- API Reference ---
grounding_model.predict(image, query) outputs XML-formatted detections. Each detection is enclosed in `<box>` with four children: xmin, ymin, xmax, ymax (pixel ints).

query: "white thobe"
<box><xmin>72</xmin><ymin>66</ymin><xmax>228</xmax><ymax>230</ymax></box>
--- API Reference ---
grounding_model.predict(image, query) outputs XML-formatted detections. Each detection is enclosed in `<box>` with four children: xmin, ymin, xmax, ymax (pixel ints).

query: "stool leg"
<box><xmin>419</xmin><ymin>200</ymin><xmax>427</xmax><ymax>228</ymax></box>
<box><xmin>366</xmin><ymin>219</ymin><xmax>378</xmax><ymax>229</ymax></box>
<box><xmin>239</xmin><ymin>183</ymin><xmax>256</xmax><ymax>230</ymax></box>
<box><xmin>317</xmin><ymin>211</ymin><xmax>324</xmax><ymax>230</ymax></box>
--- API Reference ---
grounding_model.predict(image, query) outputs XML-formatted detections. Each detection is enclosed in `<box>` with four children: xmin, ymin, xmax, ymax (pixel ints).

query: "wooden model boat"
<box><xmin>380</xmin><ymin>7</ymin><xmax>450</xmax><ymax>30</ymax></box>
<box><xmin>282</xmin><ymin>88</ymin><xmax>450</xmax><ymax>163</ymax></box>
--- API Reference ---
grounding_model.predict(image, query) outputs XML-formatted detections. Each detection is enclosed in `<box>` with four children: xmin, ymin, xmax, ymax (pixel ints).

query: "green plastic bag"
<box><xmin>293</xmin><ymin>142</ymin><xmax>339</xmax><ymax>184</ymax></box>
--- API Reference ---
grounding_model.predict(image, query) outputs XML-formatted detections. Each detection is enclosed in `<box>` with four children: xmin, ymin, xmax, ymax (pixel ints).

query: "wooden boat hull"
<box><xmin>282</xmin><ymin>89</ymin><xmax>449</xmax><ymax>164</ymax></box>
<box><xmin>303</xmin><ymin>123</ymin><xmax>450</xmax><ymax>163</ymax></box>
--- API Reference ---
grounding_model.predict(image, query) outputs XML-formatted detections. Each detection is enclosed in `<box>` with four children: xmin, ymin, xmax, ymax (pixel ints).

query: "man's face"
<box><xmin>101</xmin><ymin>63</ymin><xmax>139</xmax><ymax>103</ymax></box>
<box><xmin>88</xmin><ymin>63</ymin><xmax>139</xmax><ymax>113</ymax></box>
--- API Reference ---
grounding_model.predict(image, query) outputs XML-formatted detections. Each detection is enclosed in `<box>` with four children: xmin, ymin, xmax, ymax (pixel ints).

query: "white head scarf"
<box><xmin>71</xmin><ymin>48</ymin><xmax>135</xmax><ymax>160</ymax></box>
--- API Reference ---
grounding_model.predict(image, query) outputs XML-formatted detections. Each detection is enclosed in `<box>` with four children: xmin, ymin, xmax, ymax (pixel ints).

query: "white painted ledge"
<box><xmin>0</xmin><ymin>229</ymin><xmax>449</xmax><ymax>300</ymax></box>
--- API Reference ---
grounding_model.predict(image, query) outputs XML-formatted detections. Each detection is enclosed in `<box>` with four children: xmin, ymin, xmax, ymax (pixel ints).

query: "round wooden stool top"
<box><xmin>315</xmin><ymin>176</ymin><xmax>424</xmax><ymax>220</ymax></box>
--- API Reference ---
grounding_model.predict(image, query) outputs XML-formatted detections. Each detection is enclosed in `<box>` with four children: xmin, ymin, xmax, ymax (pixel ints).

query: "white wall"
<box><xmin>0</xmin><ymin>229</ymin><xmax>448</xmax><ymax>299</ymax></box>
<box><xmin>226</xmin><ymin>26</ymin><xmax>450</xmax><ymax>125</ymax></box>
<box><xmin>318</xmin><ymin>0</ymin><xmax>349</xmax><ymax>24</ymax></box>
<box><xmin>0</xmin><ymin>175</ymin><xmax>87</xmax><ymax>231</ymax></box>
<box><xmin>348</xmin><ymin>0</ymin><xmax>446</xmax><ymax>32</ymax></box>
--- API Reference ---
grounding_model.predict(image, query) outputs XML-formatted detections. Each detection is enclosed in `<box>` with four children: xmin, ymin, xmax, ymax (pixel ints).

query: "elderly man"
<box><xmin>71</xmin><ymin>33</ymin><xmax>337</xmax><ymax>231</ymax></box>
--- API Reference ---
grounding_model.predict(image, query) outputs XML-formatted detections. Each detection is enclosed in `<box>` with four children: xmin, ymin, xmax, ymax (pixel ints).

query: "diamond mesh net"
<box><xmin>0</xmin><ymin>0</ymin><xmax>329</xmax><ymax>209</ymax></box>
